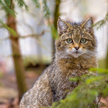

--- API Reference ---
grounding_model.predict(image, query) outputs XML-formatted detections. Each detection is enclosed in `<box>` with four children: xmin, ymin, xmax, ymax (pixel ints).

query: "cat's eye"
<box><xmin>80</xmin><ymin>38</ymin><xmax>86</xmax><ymax>43</ymax></box>
<box><xmin>66</xmin><ymin>38</ymin><xmax>73</xmax><ymax>43</ymax></box>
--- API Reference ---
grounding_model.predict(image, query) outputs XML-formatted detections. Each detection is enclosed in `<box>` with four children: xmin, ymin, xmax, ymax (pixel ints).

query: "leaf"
<box><xmin>4</xmin><ymin>0</ymin><xmax>11</xmax><ymax>6</ymax></box>
<box><xmin>15</xmin><ymin>0</ymin><xmax>28</xmax><ymax>10</ymax></box>
<box><xmin>48</xmin><ymin>68</ymin><xmax>108</xmax><ymax>108</ymax></box>
<box><xmin>32</xmin><ymin>0</ymin><xmax>40</xmax><ymax>8</ymax></box>
<box><xmin>42</xmin><ymin>0</ymin><xmax>50</xmax><ymax>18</ymax></box>
<box><xmin>102</xmin><ymin>85</ymin><xmax>108</xmax><ymax>97</ymax></box>
<box><xmin>69</xmin><ymin>77</ymin><xmax>80</xmax><ymax>82</ymax></box>
<box><xmin>93</xmin><ymin>13</ymin><xmax>108</xmax><ymax>30</ymax></box>
<box><xmin>49</xmin><ymin>24</ymin><xmax>59</xmax><ymax>39</ymax></box>
<box><xmin>0</xmin><ymin>0</ymin><xmax>16</xmax><ymax>17</ymax></box>
<box><xmin>89</xmin><ymin>90</ymin><xmax>98</xmax><ymax>96</ymax></box>
<box><xmin>86</xmin><ymin>76</ymin><xmax>103</xmax><ymax>84</ymax></box>
<box><xmin>0</xmin><ymin>19</ymin><xmax>17</xmax><ymax>36</ymax></box>
<box><xmin>89</xmin><ymin>68</ymin><xmax>108</xmax><ymax>74</ymax></box>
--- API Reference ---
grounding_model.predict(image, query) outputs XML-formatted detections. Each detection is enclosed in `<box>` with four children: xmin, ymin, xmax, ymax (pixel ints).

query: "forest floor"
<box><xmin>0</xmin><ymin>66</ymin><xmax>46</xmax><ymax>108</ymax></box>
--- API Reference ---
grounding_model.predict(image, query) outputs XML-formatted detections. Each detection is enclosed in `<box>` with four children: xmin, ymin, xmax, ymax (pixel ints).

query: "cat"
<box><xmin>20</xmin><ymin>17</ymin><xmax>98</xmax><ymax>108</ymax></box>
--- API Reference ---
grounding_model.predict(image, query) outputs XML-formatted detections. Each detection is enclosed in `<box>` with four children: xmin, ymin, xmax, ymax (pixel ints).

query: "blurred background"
<box><xmin>0</xmin><ymin>0</ymin><xmax>108</xmax><ymax>107</ymax></box>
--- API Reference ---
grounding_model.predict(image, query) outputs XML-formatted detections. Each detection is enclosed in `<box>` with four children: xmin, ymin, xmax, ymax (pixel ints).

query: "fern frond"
<box><xmin>50</xmin><ymin>24</ymin><xmax>59</xmax><ymax>39</ymax></box>
<box><xmin>93</xmin><ymin>13</ymin><xmax>108</xmax><ymax>29</ymax></box>
<box><xmin>42</xmin><ymin>0</ymin><xmax>50</xmax><ymax>19</ymax></box>
<box><xmin>41</xmin><ymin>0</ymin><xmax>59</xmax><ymax>39</ymax></box>
<box><xmin>15</xmin><ymin>0</ymin><xmax>28</xmax><ymax>10</ymax></box>
<box><xmin>50</xmin><ymin>68</ymin><xmax>108</xmax><ymax>108</ymax></box>
<box><xmin>0</xmin><ymin>0</ymin><xmax>29</xmax><ymax>17</ymax></box>
<box><xmin>0</xmin><ymin>0</ymin><xmax>16</xmax><ymax>17</ymax></box>
<box><xmin>32</xmin><ymin>0</ymin><xmax>40</xmax><ymax>8</ymax></box>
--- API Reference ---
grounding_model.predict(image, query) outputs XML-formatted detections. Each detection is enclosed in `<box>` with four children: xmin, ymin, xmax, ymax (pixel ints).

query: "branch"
<box><xmin>19</xmin><ymin>30</ymin><xmax>49</xmax><ymax>38</ymax></box>
<box><xmin>0</xmin><ymin>30</ymin><xmax>49</xmax><ymax>41</ymax></box>
<box><xmin>93</xmin><ymin>13</ymin><xmax>108</xmax><ymax>29</ymax></box>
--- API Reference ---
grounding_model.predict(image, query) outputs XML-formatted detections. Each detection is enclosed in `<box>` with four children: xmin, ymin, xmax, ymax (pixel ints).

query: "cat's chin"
<box><xmin>71</xmin><ymin>53</ymin><xmax>82</xmax><ymax>58</ymax></box>
<box><xmin>70</xmin><ymin>51</ymin><xmax>85</xmax><ymax>58</ymax></box>
<box><xmin>66</xmin><ymin>49</ymin><xmax>85</xmax><ymax>58</ymax></box>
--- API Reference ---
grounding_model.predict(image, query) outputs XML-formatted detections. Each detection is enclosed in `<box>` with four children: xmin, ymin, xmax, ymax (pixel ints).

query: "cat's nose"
<box><xmin>74</xmin><ymin>46</ymin><xmax>79</xmax><ymax>50</ymax></box>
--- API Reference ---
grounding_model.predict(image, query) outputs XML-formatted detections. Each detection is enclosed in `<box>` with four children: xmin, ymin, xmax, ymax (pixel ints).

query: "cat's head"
<box><xmin>56</xmin><ymin>17</ymin><xmax>97</xmax><ymax>58</ymax></box>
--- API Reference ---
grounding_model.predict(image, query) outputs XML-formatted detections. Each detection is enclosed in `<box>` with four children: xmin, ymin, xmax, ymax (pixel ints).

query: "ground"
<box><xmin>0</xmin><ymin>66</ymin><xmax>45</xmax><ymax>108</ymax></box>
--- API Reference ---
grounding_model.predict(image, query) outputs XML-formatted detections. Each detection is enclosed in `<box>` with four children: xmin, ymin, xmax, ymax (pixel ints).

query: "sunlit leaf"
<box><xmin>86</xmin><ymin>76</ymin><xmax>103</xmax><ymax>84</ymax></box>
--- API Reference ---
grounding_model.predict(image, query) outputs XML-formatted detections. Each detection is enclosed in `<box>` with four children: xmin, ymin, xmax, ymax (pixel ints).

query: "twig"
<box><xmin>19</xmin><ymin>30</ymin><xmax>48</xmax><ymax>38</ymax></box>
<box><xmin>0</xmin><ymin>30</ymin><xmax>49</xmax><ymax>41</ymax></box>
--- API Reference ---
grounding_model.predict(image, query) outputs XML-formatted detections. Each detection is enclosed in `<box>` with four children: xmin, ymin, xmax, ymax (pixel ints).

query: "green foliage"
<box><xmin>0</xmin><ymin>0</ymin><xmax>28</xmax><ymax>36</ymax></box>
<box><xmin>42</xmin><ymin>0</ymin><xmax>50</xmax><ymax>19</ymax></box>
<box><xmin>0</xmin><ymin>0</ymin><xmax>28</xmax><ymax>17</ymax></box>
<box><xmin>0</xmin><ymin>0</ymin><xmax>59</xmax><ymax>39</ymax></box>
<box><xmin>48</xmin><ymin>68</ymin><xmax>108</xmax><ymax>108</ymax></box>
<box><xmin>0</xmin><ymin>0</ymin><xmax>15</xmax><ymax>17</ymax></box>
<box><xmin>15</xmin><ymin>0</ymin><xmax>28</xmax><ymax>10</ymax></box>
<box><xmin>32</xmin><ymin>0</ymin><xmax>40</xmax><ymax>8</ymax></box>
<box><xmin>50</xmin><ymin>24</ymin><xmax>59</xmax><ymax>39</ymax></box>
<box><xmin>41</xmin><ymin>0</ymin><xmax>59</xmax><ymax>39</ymax></box>
<box><xmin>0</xmin><ymin>19</ymin><xmax>17</xmax><ymax>36</ymax></box>
<box><xmin>93</xmin><ymin>13</ymin><xmax>108</xmax><ymax>30</ymax></box>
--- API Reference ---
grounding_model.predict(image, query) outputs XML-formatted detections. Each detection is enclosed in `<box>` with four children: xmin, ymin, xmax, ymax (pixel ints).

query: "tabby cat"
<box><xmin>20</xmin><ymin>17</ymin><xmax>98</xmax><ymax>108</ymax></box>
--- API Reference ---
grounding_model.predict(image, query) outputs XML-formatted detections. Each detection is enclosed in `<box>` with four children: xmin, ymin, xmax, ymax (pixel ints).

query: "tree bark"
<box><xmin>52</xmin><ymin>0</ymin><xmax>61</xmax><ymax>60</ymax></box>
<box><xmin>7</xmin><ymin>0</ymin><xmax>27</xmax><ymax>99</ymax></box>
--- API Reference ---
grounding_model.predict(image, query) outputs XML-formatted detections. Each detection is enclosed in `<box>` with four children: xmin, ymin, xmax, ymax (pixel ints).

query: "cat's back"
<box><xmin>20</xmin><ymin>64</ymin><xmax>55</xmax><ymax>108</ymax></box>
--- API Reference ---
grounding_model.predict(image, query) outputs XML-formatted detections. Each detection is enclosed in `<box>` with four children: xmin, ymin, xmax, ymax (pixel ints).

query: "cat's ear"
<box><xmin>57</xmin><ymin>18</ymin><xmax>72</xmax><ymax>36</ymax></box>
<box><xmin>81</xmin><ymin>17</ymin><xmax>93</xmax><ymax>28</ymax></box>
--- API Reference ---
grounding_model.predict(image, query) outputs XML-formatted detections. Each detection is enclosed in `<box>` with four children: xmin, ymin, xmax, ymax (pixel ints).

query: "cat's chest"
<box><xmin>50</xmin><ymin>68</ymin><xmax>88</xmax><ymax>102</ymax></box>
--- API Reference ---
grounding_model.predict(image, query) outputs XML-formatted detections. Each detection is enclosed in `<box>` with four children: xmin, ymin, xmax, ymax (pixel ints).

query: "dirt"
<box><xmin>0</xmin><ymin>70</ymin><xmax>40</xmax><ymax>108</ymax></box>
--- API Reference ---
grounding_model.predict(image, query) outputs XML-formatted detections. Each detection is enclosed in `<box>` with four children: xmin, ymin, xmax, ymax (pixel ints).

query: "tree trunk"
<box><xmin>7</xmin><ymin>0</ymin><xmax>27</xmax><ymax>99</ymax></box>
<box><xmin>52</xmin><ymin>0</ymin><xmax>61</xmax><ymax>60</ymax></box>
